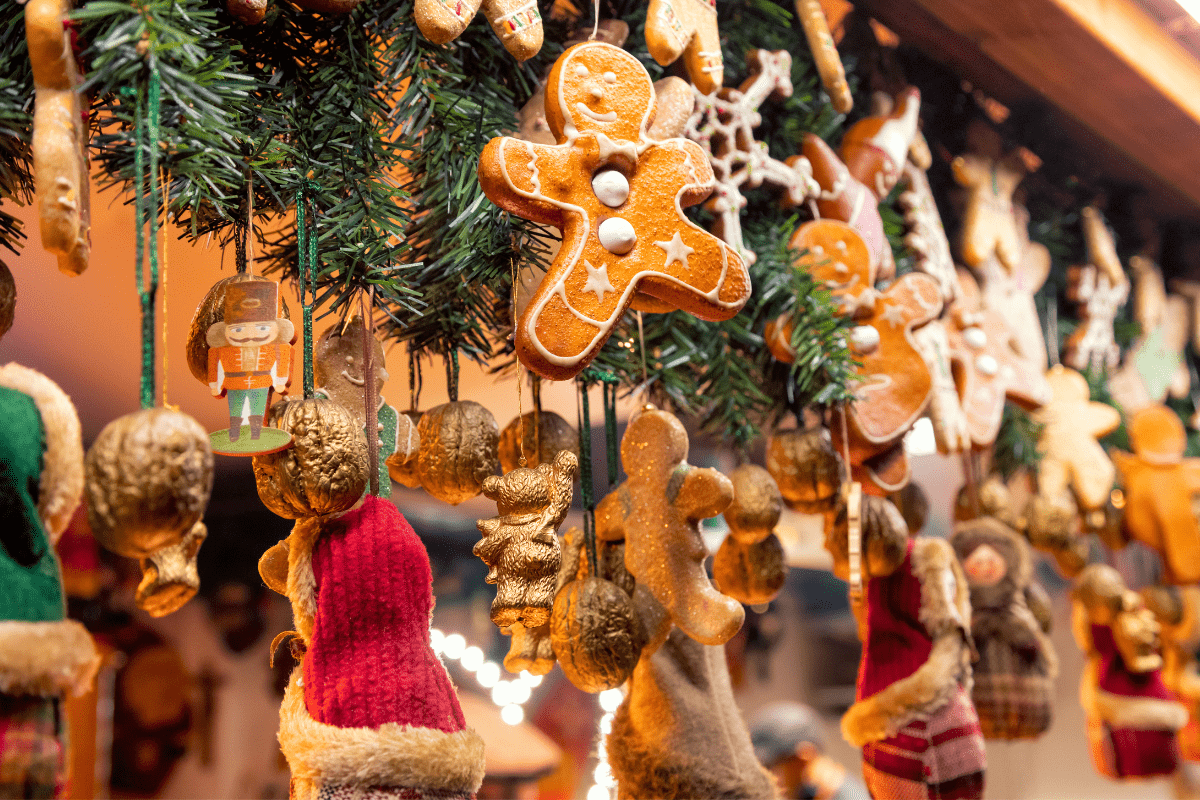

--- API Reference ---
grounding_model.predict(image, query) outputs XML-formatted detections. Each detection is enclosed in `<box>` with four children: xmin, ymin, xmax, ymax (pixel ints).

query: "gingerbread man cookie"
<box><xmin>645</xmin><ymin>0</ymin><xmax>723</xmax><ymax>95</ymax></box>
<box><xmin>946</xmin><ymin>269</ymin><xmax>1051</xmax><ymax>448</ymax></box>
<box><xmin>478</xmin><ymin>42</ymin><xmax>750</xmax><ymax>380</ymax></box>
<box><xmin>415</xmin><ymin>0</ymin><xmax>542</xmax><ymax>61</ymax></box>
<box><xmin>952</xmin><ymin>122</ymin><xmax>1028</xmax><ymax>273</ymax></box>
<box><xmin>839</xmin><ymin>87</ymin><xmax>922</xmax><ymax>200</ymax></box>
<box><xmin>976</xmin><ymin>202</ymin><xmax>1051</xmax><ymax>374</ymax></box>
<box><xmin>1113</xmin><ymin>406</ymin><xmax>1200</xmax><ymax>585</ymax></box>
<box><xmin>685</xmin><ymin>49</ymin><xmax>818</xmax><ymax>264</ymax></box>
<box><xmin>27</xmin><ymin>0</ymin><xmax>90</xmax><ymax>275</ymax></box>
<box><xmin>1109</xmin><ymin>256</ymin><xmax>1191</xmax><ymax>413</ymax></box>
<box><xmin>793</xmin><ymin>133</ymin><xmax>894</xmax><ymax>281</ymax></box>
<box><xmin>1034</xmin><ymin>364</ymin><xmax>1121</xmax><ymax>513</ymax></box>
<box><xmin>1064</xmin><ymin>207</ymin><xmax>1130</xmax><ymax>373</ymax></box>
<box><xmin>594</xmin><ymin>406</ymin><xmax>744</xmax><ymax>645</ymax></box>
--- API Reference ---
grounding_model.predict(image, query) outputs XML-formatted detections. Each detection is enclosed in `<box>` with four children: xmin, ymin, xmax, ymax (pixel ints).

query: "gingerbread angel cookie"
<box><xmin>794</xmin><ymin>133</ymin><xmax>894</xmax><ymax>281</ymax></box>
<box><xmin>27</xmin><ymin>0</ymin><xmax>90</xmax><ymax>275</ymax></box>
<box><xmin>952</xmin><ymin>121</ymin><xmax>1029</xmax><ymax>273</ymax></box>
<box><xmin>1035</xmin><ymin>364</ymin><xmax>1121</xmax><ymax>514</ymax></box>
<box><xmin>1112</xmin><ymin>406</ymin><xmax>1200</xmax><ymax>586</ymax></box>
<box><xmin>685</xmin><ymin>49</ymin><xmax>817</xmax><ymax>264</ymax></box>
<box><xmin>478</xmin><ymin>42</ymin><xmax>750</xmax><ymax>380</ymax></box>
<box><xmin>645</xmin><ymin>0</ymin><xmax>723</xmax><ymax>95</ymax></box>
<box><xmin>1064</xmin><ymin>207</ymin><xmax>1130</xmax><ymax>373</ymax></box>
<box><xmin>946</xmin><ymin>269</ymin><xmax>1051</xmax><ymax>448</ymax></box>
<box><xmin>415</xmin><ymin>0</ymin><xmax>542</xmax><ymax>61</ymax></box>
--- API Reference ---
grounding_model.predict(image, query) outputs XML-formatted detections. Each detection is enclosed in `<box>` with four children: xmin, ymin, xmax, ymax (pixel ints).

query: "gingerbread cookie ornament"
<box><xmin>952</xmin><ymin>122</ymin><xmax>1028</xmax><ymax>273</ymax></box>
<box><xmin>478</xmin><ymin>42</ymin><xmax>750</xmax><ymax>381</ymax></box>
<box><xmin>912</xmin><ymin>319</ymin><xmax>971</xmax><ymax>454</ymax></box>
<box><xmin>1063</xmin><ymin>207</ymin><xmax>1130</xmax><ymax>373</ymax></box>
<box><xmin>645</xmin><ymin>0</ymin><xmax>724</xmax><ymax>95</ymax></box>
<box><xmin>1113</xmin><ymin>406</ymin><xmax>1200</xmax><ymax>585</ymax></box>
<box><xmin>795</xmin><ymin>0</ymin><xmax>852</xmax><ymax>113</ymax></box>
<box><xmin>977</xmin><ymin>202</ymin><xmax>1051</xmax><ymax>374</ymax></box>
<box><xmin>1034</xmin><ymin>365</ymin><xmax>1121</xmax><ymax>514</ymax></box>
<box><xmin>900</xmin><ymin>160</ymin><xmax>959</xmax><ymax>304</ymax></box>
<box><xmin>1108</xmin><ymin>256</ymin><xmax>1190</xmax><ymax>413</ymax></box>
<box><xmin>415</xmin><ymin>0</ymin><xmax>542</xmax><ymax>61</ymax></box>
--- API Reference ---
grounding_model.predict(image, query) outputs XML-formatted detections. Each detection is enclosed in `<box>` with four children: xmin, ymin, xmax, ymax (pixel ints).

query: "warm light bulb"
<box><xmin>461</xmin><ymin>646</ymin><xmax>484</xmax><ymax>672</ymax></box>
<box><xmin>600</xmin><ymin>713</ymin><xmax>614</xmax><ymax>735</ymax></box>
<box><xmin>476</xmin><ymin>662</ymin><xmax>501</xmax><ymax>689</ymax></box>
<box><xmin>598</xmin><ymin>688</ymin><xmax>624</xmax><ymax>713</ymax></box>
<box><xmin>442</xmin><ymin>633</ymin><xmax>466</xmax><ymax>660</ymax></box>
<box><xmin>1178</xmin><ymin>0</ymin><xmax>1200</xmax><ymax>23</ymax></box>
<box><xmin>500</xmin><ymin>704</ymin><xmax>524</xmax><ymax>725</ymax></box>
<box><xmin>586</xmin><ymin>785</ymin><xmax>610</xmax><ymax>800</ymax></box>
<box><xmin>509</xmin><ymin>681</ymin><xmax>532</xmax><ymax>705</ymax></box>
<box><xmin>492</xmin><ymin>681</ymin><xmax>512</xmax><ymax>706</ymax></box>
<box><xmin>520</xmin><ymin>670</ymin><xmax>543</xmax><ymax>687</ymax></box>
<box><xmin>429</xmin><ymin>628</ymin><xmax>444</xmax><ymax>653</ymax></box>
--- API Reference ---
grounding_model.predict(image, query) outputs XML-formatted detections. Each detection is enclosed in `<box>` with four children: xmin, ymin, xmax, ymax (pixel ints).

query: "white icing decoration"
<box><xmin>592</xmin><ymin>170</ymin><xmax>629</xmax><ymax>208</ymax></box>
<box><xmin>593</xmin><ymin>132</ymin><xmax>639</xmax><ymax>163</ymax></box>
<box><xmin>834</xmin><ymin>239</ymin><xmax>847</xmax><ymax>252</ymax></box>
<box><xmin>655</xmin><ymin>232</ymin><xmax>694</xmax><ymax>268</ymax></box>
<box><xmin>975</xmin><ymin>354</ymin><xmax>999</xmax><ymax>376</ymax></box>
<box><xmin>879</xmin><ymin>303</ymin><xmax>907</xmax><ymax>327</ymax></box>
<box><xmin>575</xmin><ymin>65</ymin><xmax>589</xmax><ymax>77</ymax></box>
<box><xmin>603</xmin><ymin>71</ymin><xmax>616</xmax><ymax>83</ymax></box>
<box><xmin>963</xmin><ymin>326</ymin><xmax>987</xmax><ymax>350</ymax></box>
<box><xmin>598</xmin><ymin>217</ymin><xmax>637</xmax><ymax>254</ymax></box>
<box><xmin>811</xmin><ymin>244</ymin><xmax>824</xmax><ymax>256</ymax></box>
<box><xmin>849</xmin><ymin>325</ymin><xmax>880</xmax><ymax>354</ymax></box>
<box><xmin>576</xmin><ymin>102</ymin><xmax>617</xmax><ymax>123</ymax></box>
<box><xmin>582</xmin><ymin>259</ymin><xmax>616</xmax><ymax>301</ymax></box>
<box><xmin>834</xmin><ymin>261</ymin><xmax>848</xmax><ymax>276</ymax></box>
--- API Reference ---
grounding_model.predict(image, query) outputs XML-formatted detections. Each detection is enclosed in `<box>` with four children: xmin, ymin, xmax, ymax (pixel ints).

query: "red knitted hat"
<box><xmin>303</xmin><ymin>495</ymin><xmax>466</xmax><ymax>733</ymax></box>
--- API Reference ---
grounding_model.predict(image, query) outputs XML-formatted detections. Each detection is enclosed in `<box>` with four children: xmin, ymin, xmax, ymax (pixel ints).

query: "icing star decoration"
<box><xmin>655</xmin><ymin>232</ymin><xmax>694</xmax><ymax>268</ymax></box>
<box><xmin>1033</xmin><ymin>364</ymin><xmax>1121</xmax><ymax>513</ymax></box>
<box><xmin>582</xmin><ymin>261</ymin><xmax>616</xmax><ymax>301</ymax></box>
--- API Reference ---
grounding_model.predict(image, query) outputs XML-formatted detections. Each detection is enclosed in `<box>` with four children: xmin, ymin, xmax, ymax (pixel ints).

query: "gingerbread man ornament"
<box><xmin>415</xmin><ymin>0</ymin><xmax>542</xmax><ymax>61</ymax></box>
<box><xmin>1034</xmin><ymin>365</ymin><xmax>1121</xmax><ymax>513</ymax></box>
<box><xmin>1108</xmin><ymin>256</ymin><xmax>1190</xmax><ymax>413</ymax></box>
<box><xmin>952</xmin><ymin>122</ymin><xmax>1029</xmax><ymax>273</ymax></box>
<box><xmin>478</xmin><ymin>42</ymin><xmax>750</xmax><ymax>381</ymax></box>
<box><xmin>594</xmin><ymin>406</ymin><xmax>744</xmax><ymax>645</ymax></box>
<box><xmin>1064</xmin><ymin>207</ymin><xmax>1130</xmax><ymax>373</ymax></box>
<box><xmin>1113</xmin><ymin>406</ymin><xmax>1200</xmax><ymax>586</ymax></box>
<box><xmin>645</xmin><ymin>0</ymin><xmax>724</xmax><ymax>95</ymax></box>
<box><xmin>946</xmin><ymin>269</ymin><xmax>1052</xmax><ymax>448</ymax></box>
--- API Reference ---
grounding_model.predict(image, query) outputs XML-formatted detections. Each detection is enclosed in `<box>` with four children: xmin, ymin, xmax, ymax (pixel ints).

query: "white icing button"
<box><xmin>963</xmin><ymin>327</ymin><xmax>987</xmax><ymax>350</ymax></box>
<box><xmin>811</xmin><ymin>245</ymin><xmax>824</xmax><ymax>256</ymax></box>
<box><xmin>574</xmin><ymin>65</ymin><xmax>589</xmax><ymax>77</ymax></box>
<box><xmin>603</xmin><ymin>71</ymin><xmax>616</xmax><ymax>83</ymax></box>
<box><xmin>834</xmin><ymin>261</ymin><xmax>849</xmax><ymax>275</ymax></box>
<box><xmin>598</xmin><ymin>217</ymin><xmax>637</xmax><ymax>255</ymax></box>
<box><xmin>975</xmin><ymin>354</ymin><xmax>999</xmax><ymax>376</ymax></box>
<box><xmin>849</xmin><ymin>325</ymin><xmax>880</xmax><ymax>354</ymax></box>
<box><xmin>592</xmin><ymin>170</ymin><xmax>629</xmax><ymax>208</ymax></box>
<box><xmin>835</xmin><ymin>239</ymin><xmax>848</xmax><ymax>252</ymax></box>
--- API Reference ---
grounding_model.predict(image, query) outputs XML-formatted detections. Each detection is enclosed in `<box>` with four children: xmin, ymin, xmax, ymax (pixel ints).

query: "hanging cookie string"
<box><xmin>445</xmin><ymin>348</ymin><xmax>460</xmax><ymax>403</ymax></box>
<box><xmin>130</xmin><ymin>57</ymin><xmax>163</xmax><ymax>410</ymax></box>
<box><xmin>361</xmin><ymin>287</ymin><xmax>381</xmax><ymax>495</ymax></box>
<box><xmin>159</xmin><ymin>164</ymin><xmax>175</xmax><ymax>410</ymax></box>
<box><xmin>600</xmin><ymin>373</ymin><xmax>620</xmax><ymax>486</ymax></box>
<box><xmin>576</xmin><ymin>375</ymin><xmax>597</xmax><ymax>575</ymax></box>
<box><xmin>295</xmin><ymin>182</ymin><xmax>320</xmax><ymax>398</ymax></box>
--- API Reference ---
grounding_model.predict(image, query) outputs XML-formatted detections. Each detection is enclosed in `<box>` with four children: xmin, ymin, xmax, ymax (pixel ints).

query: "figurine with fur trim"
<box><xmin>951</xmin><ymin>518</ymin><xmax>1056</xmax><ymax>740</ymax></box>
<box><xmin>0</xmin><ymin>362</ymin><xmax>99</xmax><ymax>797</ymax></box>
<box><xmin>827</xmin><ymin>495</ymin><xmax>985</xmax><ymax>799</ymax></box>
<box><xmin>1073</xmin><ymin>564</ymin><xmax>1186</xmax><ymax>780</ymax></box>
<box><xmin>1141</xmin><ymin>585</ymin><xmax>1200</xmax><ymax>762</ymax></box>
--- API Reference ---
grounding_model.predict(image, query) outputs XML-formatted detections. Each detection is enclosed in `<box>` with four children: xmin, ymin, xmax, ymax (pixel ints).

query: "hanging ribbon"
<box><xmin>132</xmin><ymin>58</ymin><xmax>162</xmax><ymax>410</ymax></box>
<box><xmin>601</xmin><ymin>374</ymin><xmax>619</xmax><ymax>487</ymax></box>
<box><xmin>362</xmin><ymin>287</ymin><xmax>380</xmax><ymax>496</ymax></box>
<box><xmin>446</xmin><ymin>349</ymin><xmax>459</xmax><ymax>403</ymax></box>
<box><xmin>295</xmin><ymin>183</ymin><xmax>319</xmax><ymax>398</ymax></box>
<box><xmin>576</xmin><ymin>375</ymin><xmax>597</xmax><ymax>576</ymax></box>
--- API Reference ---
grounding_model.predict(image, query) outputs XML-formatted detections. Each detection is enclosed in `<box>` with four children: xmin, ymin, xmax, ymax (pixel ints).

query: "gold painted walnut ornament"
<box><xmin>386</xmin><ymin>410</ymin><xmax>423</xmax><ymax>488</ymax></box>
<box><xmin>135</xmin><ymin>522</ymin><xmax>207</xmax><ymax>618</ymax></box>
<box><xmin>498</xmin><ymin>410</ymin><xmax>579</xmax><ymax>473</ymax></box>
<box><xmin>475</xmin><ymin>449</ymin><xmax>578</xmax><ymax>628</ymax></box>
<box><xmin>417</xmin><ymin>401</ymin><xmax>500</xmax><ymax>505</ymax></box>
<box><xmin>712</xmin><ymin>534</ymin><xmax>785</xmax><ymax>606</ymax></box>
<box><xmin>551</xmin><ymin>576</ymin><xmax>640</xmax><ymax>693</ymax></box>
<box><xmin>252</xmin><ymin>397</ymin><xmax>369</xmax><ymax>519</ymax></box>
<box><xmin>766</xmin><ymin>427</ymin><xmax>846</xmax><ymax>514</ymax></box>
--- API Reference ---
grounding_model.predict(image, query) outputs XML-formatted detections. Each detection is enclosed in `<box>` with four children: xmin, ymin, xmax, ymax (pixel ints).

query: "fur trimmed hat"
<box><xmin>275</xmin><ymin>496</ymin><xmax>484</xmax><ymax>799</ymax></box>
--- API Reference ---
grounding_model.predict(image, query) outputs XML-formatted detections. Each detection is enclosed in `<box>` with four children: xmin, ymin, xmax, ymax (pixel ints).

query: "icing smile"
<box><xmin>341</xmin><ymin>369</ymin><xmax>365</xmax><ymax>386</ymax></box>
<box><xmin>576</xmin><ymin>102</ymin><xmax>616</xmax><ymax>122</ymax></box>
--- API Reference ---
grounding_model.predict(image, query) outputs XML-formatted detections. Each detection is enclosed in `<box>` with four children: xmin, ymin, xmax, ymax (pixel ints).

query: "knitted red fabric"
<box><xmin>303</xmin><ymin>496</ymin><xmax>467</xmax><ymax>733</ymax></box>
<box><xmin>857</xmin><ymin>540</ymin><xmax>935</xmax><ymax>700</ymax></box>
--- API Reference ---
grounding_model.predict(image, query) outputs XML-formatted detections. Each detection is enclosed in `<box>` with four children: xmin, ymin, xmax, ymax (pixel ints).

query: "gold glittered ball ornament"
<box><xmin>385</xmin><ymin>410</ymin><xmax>423</xmax><ymax>488</ymax></box>
<box><xmin>767</xmin><ymin>428</ymin><xmax>846</xmax><ymax>513</ymax></box>
<box><xmin>85</xmin><ymin>408</ymin><xmax>214</xmax><ymax>559</ymax></box>
<box><xmin>252</xmin><ymin>397</ymin><xmax>369</xmax><ymax>519</ymax></box>
<box><xmin>185</xmin><ymin>273</ymin><xmax>291</xmax><ymax>385</ymax></box>
<box><xmin>724</xmin><ymin>464</ymin><xmax>783</xmax><ymax>545</ymax></box>
<box><xmin>498</xmin><ymin>410</ymin><xmax>579</xmax><ymax>473</ymax></box>
<box><xmin>712</xmin><ymin>532</ymin><xmax>786</xmax><ymax>605</ymax></box>
<box><xmin>417</xmin><ymin>401</ymin><xmax>500</xmax><ymax>505</ymax></box>
<box><xmin>551</xmin><ymin>576</ymin><xmax>640</xmax><ymax>693</ymax></box>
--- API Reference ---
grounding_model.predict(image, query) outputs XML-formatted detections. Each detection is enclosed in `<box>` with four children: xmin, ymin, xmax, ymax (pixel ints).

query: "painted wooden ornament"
<box><xmin>594</xmin><ymin>406</ymin><xmax>744</xmax><ymax>646</ymax></box>
<box><xmin>314</xmin><ymin>316</ymin><xmax>408</xmax><ymax>497</ymax></box>
<box><xmin>416</xmin><ymin>401</ymin><xmax>500</xmax><ymax>505</ymax></box>
<box><xmin>414</xmin><ymin>0</ymin><xmax>542</xmax><ymax>61</ymax></box>
<box><xmin>478</xmin><ymin>42</ymin><xmax>750</xmax><ymax>380</ymax></box>
<box><xmin>475</xmin><ymin>450</ymin><xmax>578</xmax><ymax>628</ymax></box>
<box><xmin>1072</xmin><ymin>565</ymin><xmax>1187</xmax><ymax>780</ymax></box>
<box><xmin>202</xmin><ymin>277</ymin><xmax>296</xmax><ymax>456</ymax></box>
<box><xmin>952</xmin><ymin>121</ymin><xmax>1028</xmax><ymax>273</ymax></box>
<box><xmin>1140</xmin><ymin>585</ymin><xmax>1200</xmax><ymax>761</ymax></box>
<box><xmin>251</xmin><ymin>397</ymin><xmax>369</xmax><ymax>520</ymax></box>
<box><xmin>187</xmin><ymin>274</ymin><xmax>292</xmax><ymax>382</ymax></box>
<box><xmin>765</xmin><ymin>427</ymin><xmax>846</xmax><ymax>514</ymax></box>
<box><xmin>1064</xmin><ymin>207</ymin><xmax>1130</xmax><ymax>373</ymax></box>
<box><xmin>1112</xmin><ymin>406</ymin><xmax>1200</xmax><ymax>585</ymax></box>
<box><xmin>497</xmin><ymin>410</ymin><xmax>579</xmax><ymax>473</ymax></box>
<box><xmin>645</xmin><ymin>0</ymin><xmax>724</xmax><ymax>94</ymax></box>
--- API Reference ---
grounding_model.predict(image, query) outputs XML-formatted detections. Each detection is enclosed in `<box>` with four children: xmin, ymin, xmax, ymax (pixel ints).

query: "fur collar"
<box><xmin>1080</xmin><ymin>658</ymin><xmax>1188</xmax><ymax>731</ymax></box>
<box><xmin>0</xmin><ymin>619</ymin><xmax>98</xmax><ymax>697</ymax></box>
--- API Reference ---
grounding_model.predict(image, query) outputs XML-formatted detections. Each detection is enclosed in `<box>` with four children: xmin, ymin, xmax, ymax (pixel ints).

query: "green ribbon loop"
<box><xmin>134</xmin><ymin>59</ymin><xmax>162</xmax><ymax>411</ymax></box>
<box><xmin>295</xmin><ymin>184</ymin><xmax>318</xmax><ymax>398</ymax></box>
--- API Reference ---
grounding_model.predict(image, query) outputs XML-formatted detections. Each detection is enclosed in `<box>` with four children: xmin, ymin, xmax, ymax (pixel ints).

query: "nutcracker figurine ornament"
<box><xmin>205</xmin><ymin>278</ymin><xmax>295</xmax><ymax>455</ymax></box>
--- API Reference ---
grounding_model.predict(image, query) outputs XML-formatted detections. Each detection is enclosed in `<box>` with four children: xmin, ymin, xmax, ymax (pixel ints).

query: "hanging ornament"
<box><xmin>1064</xmin><ymin>206</ymin><xmax>1131</xmax><ymax>373</ymax></box>
<box><xmin>795</xmin><ymin>0</ymin><xmax>852</xmax><ymax>113</ymax></box>
<box><xmin>475</xmin><ymin>450</ymin><xmax>578</xmax><ymax>629</ymax></box>
<box><xmin>1141</xmin><ymin>585</ymin><xmax>1200</xmax><ymax>762</ymax></box>
<box><xmin>912</xmin><ymin>319</ymin><xmax>972</xmax><ymax>454</ymax></box>
<box><xmin>501</xmin><ymin>526</ymin><xmax>586</xmax><ymax>676</ymax></box>
<box><xmin>0</xmin><ymin>260</ymin><xmax>15</xmax><ymax>338</ymax></box>
<box><xmin>828</xmin><ymin>495</ymin><xmax>985</xmax><ymax>800</ymax></box>
<box><xmin>952</xmin><ymin>121</ymin><xmax>1029</xmax><ymax>273</ymax></box>
<box><xmin>314</xmin><ymin>316</ymin><xmax>415</xmax><ymax>498</ymax></box>
<box><xmin>1072</xmin><ymin>564</ymin><xmax>1187</xmax><ymax>780</ymax></box>
<box><xmin>1108</xmin><ymin>254</ymin><xmax>1191</xmax><ymax>413</ymax></box>
<box><xmin>387</xmin><ymin>410</ymin><xmax>423</xmax><ymax>488</ymax></box>
<box><xmin>497</xmin><ymin>410</ymin><xmax>579</xmax><ymax>473</ymax></box>
<box><xmin>85</xmin><ymin>407</ymin><xmax>214</xmax><ymax>616</ymax></box>
<box><xmin>414</xmin><ymin>0</ymin><xmax>542</xmax><ymax>61</ymax></box>
<box><xmin>0</xmin><ymin>362</ymin><xmax>98</xmax><ymax>797</ymax></box>
<box><xmin>269</xmin><ymin>496</ymin><xmax>486</xmax><ymax>799</ymax></box>
<box><xmin>765</xmin><ymin>427</ymin><xmax>846</xmax><ymax>514</ymax></box>
<box><xmin>712</xmin><ymin>465</ymin><xmax>787</xmax><ymax>606</ymax></box>
<box><xmin>594</xmin><ymin>405</ymin><xmax>744</xmax><ymax>646</ymax></box>
<box><xmin>186</xmin><ymin>273</ymin><xmax>293</xmax><ymax>386</ymax></box>
<box><xmin>551</xmin><ymin>576</ymin><xmax>641</xmax><ymax>693</ymax></box>
<box><xmin>1112</xmin><ymin>405</ymin><xmax>1200</xmax><ymax>585</ymax></box>
<box><xmin>897</xmin><ymin>120</ymin><xmax>959</xmax><ymax>303</ymax></box>
<box><xmin>951</xmin><ymin>518</ymin><xmax>1056</xmax><ymax>740</ymax></box>
<box><xmin>26</xmin><ymin>0</ymin><xmax>90</xmax><ymax>275</ymax></box>
<box><xmin>684</xmin><ymin>49</ymin><xmax>818</xmax><ymax>264</ymax></box>
<box><xmin>203</xmin><ymin>277</ymin><xmax>296</xmax><ymax>455</ymax></box>
<box><xmin>839</xmin><ymin>87</ymin><xmax>921</xmax><ymax>201</ymax></box>
<box><xmin>645</xmin><ymin>0</ymin><xmax>724</xmax><ymax>94</ymax></box>
<box><xmin>477</xmin><ymin>42</ymin><xmax>750</xmax><ymax>381</ymax></box>
<box><xmin>416</xmin><ymin>400</ymin><xmax>500</xmax><ymax>505</ymax></box>
<box><xmin>252</xmin><ymin>397</ymin><xmax>369</xmax><ymax>519</ymax></box>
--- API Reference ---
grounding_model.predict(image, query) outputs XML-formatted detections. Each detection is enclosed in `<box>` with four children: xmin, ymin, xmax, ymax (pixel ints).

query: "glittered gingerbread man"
<box><xmin>478</xmin><ymin>41</ymin><xmax>750</xmax><ymax>381</ymax></box>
